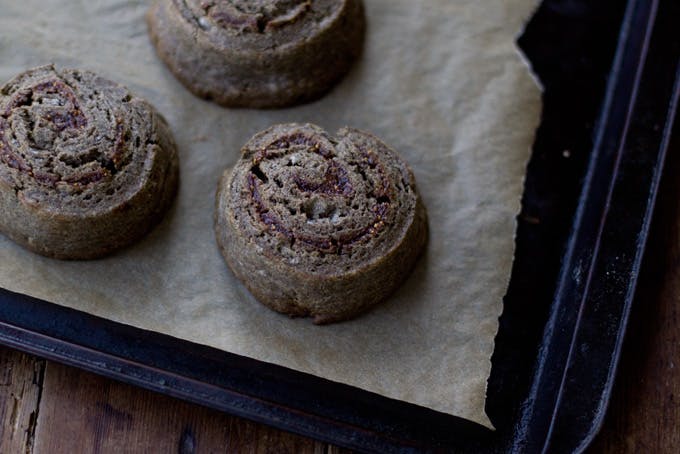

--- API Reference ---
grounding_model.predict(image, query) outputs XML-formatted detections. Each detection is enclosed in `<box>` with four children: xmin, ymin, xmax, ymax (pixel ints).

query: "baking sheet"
<box><xmin>0</xmin><ymin>0</ymin><xmax>540</xmax><ymax>427</ymax></box>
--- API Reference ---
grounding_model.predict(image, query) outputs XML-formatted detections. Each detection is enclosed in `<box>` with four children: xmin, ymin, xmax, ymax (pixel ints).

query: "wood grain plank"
<box><xmin>326</xmin><ymin>446</ymin><xmax>355</xmax><ymax>454</ymax></box>
<box><xmin>32</xmin><ymin>361</ymin><xmax>324</xmax><ymax>454</ymax></box>
<box><xmin>0</xmin><ymin>347</ymin><xmax>45</xmax><ymax>454</ymax></box>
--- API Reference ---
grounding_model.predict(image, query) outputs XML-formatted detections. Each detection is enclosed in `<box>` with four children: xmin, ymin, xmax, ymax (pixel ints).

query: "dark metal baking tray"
<box><xmin>0</xmin><ymin>0</ymin><xmax>678</xmax><ymax>452</ymax></box>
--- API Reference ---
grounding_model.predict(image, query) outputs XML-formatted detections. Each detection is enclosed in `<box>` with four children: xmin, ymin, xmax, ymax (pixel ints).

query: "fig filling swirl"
<box><xmin>189</xmin><ymin>0</ymin><xmax>311</xmax><ymax>32</ymax></box>
<box><xmin>240</xmin><ymin>130</ymin><xmax>398</xmax><ymax>257</ymax></box>
<box><xmin>0</xmin><ymin>76</ymin><xmax>132</xmax><ymax>191</ymax></box>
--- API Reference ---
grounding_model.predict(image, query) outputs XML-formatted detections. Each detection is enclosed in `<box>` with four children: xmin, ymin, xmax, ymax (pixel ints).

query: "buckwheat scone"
<box><xmin>0</xmin><ymin>66</ymin><xmax>179</xmax><ymax>260</ymax></box>
<box><xmin>215</xmin><ymin>123</ymin><xmax>427</xmax><ymax>324</ymax></box>
<box><xmin>147</xmin><ymin>0</ymin><xmax>365</xmax><ymax>108</ymax></box>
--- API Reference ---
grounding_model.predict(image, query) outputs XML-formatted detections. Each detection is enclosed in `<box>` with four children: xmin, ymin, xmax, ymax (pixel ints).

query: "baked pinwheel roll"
<box><xmin>0</xmin><ymin>66</ymin><xmax>179</xmax><ymax>259</ymax></box>
<box><xmin>147</xmin><ymin>0</ymin><xmax>365</xmax><ymax>108</ymax></box>
<box><xmin>215</xmin><ymin>123</ymin><xmax>427</xmax><ymax>323</ymax></box>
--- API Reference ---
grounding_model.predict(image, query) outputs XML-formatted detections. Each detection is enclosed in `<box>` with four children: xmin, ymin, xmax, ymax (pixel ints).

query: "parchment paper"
<box><xmin>0</xmin><ymin>0</ymin><xmax>541</xmax><ymax>427</ymax></box>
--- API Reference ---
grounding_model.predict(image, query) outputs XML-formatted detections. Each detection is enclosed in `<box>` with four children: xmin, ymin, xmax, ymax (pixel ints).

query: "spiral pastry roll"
<box><xmin>215</xmin><ymin>123</ymin><xmax>427</xmax><ymax>323</ymax></box>
<box><xmin>147</xmin><ymin>0</ymin><xmax>365</xmax><ymax>108</ymax></box>
<box><xmin>0</xmin><ymin>66</ymin><xmax>179</xmax><ymax>259</ymax></box>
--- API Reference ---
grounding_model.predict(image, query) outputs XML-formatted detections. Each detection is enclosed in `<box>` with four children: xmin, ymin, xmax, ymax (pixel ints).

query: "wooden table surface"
<box><xmin>1</xmin><ymin>153</ymin><xmax>678</xmax><ymax>453</ymax></box>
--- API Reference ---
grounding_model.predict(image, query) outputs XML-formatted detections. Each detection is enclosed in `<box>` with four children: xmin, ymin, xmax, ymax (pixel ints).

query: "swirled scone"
<box><xmin>0</xmin><ymin>66</ymin><xmax>179</xmax><ymax>259</ymax></box>
<box><xmin>147</xmin><ymin>0</ymin><xmax>365</xmax><ymax>108</ymax></box>
<box><xmin>215</xmin><ymin>123</ymin><xmax>427</xmax><ymax>324</ymax></box>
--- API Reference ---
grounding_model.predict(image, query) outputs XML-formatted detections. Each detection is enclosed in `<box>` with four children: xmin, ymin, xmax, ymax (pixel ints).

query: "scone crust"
<box><xmin>215</xmin><ymin>123</ymin><xmax>427</xmax><ymax>323</ymax></box>
<box><xmin>147</xmin><ymin>0</ymin><xmax>365</xmax><ymax>108</ymax></box>
<box><xmin>0</xmin><ymin>65</ymin><xmax>179</xmax><ymax>259</ymax></box>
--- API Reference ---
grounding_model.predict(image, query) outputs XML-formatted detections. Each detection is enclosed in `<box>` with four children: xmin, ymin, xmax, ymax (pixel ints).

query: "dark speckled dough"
<box><xmin>0</xmin><ymin>65</ymin><xmax>179</xmax><ymax>260</ymax></box>
<box><xmin>147</xmin><ymin>0</ymin><xmax>365</xmax><ymax>108</ymax></box>
<box><xmin>214</xmin><ymin>123</ymin><xmax>428</xmax><ymax>324</ymax></box>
